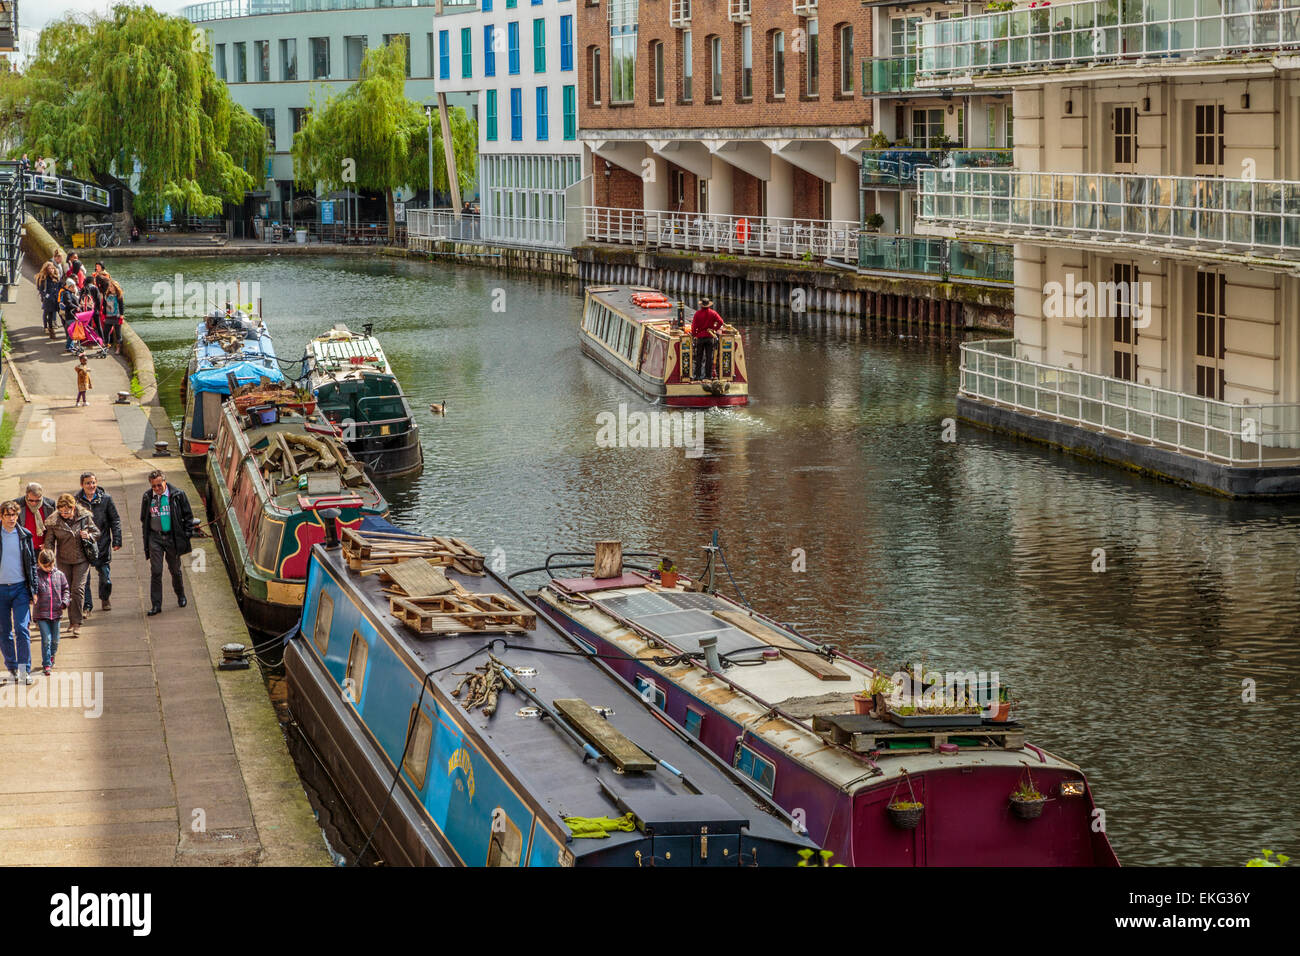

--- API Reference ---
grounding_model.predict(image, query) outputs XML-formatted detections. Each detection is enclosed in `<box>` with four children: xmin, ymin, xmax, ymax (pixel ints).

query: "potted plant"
<box><xmin>987</xmin><ymin>686</ymin><xmax>1013</xmax><ymax>723</ymax></box>
<box><xmin>886</xmin><ymin>771</ymin><xmax>923</xmax><ymax>829</ymax></box>
<box><xmin>865</xmin><ymin>213</ymin><xmax>885</xmax><ymax>233</ymax></box>
<box><xmin>852</xmin><ymin>680</ymin><xmax>873</xmax><ymax>715</ymax></box>
<box><xmin>1010</xmin><ymin>767</ymin><xmax>1048</xmax><ymax>819</ymax></box>
<box><xmin>869</xmin><ymin>130</ymin><xmax>890</xmax><ymax>150</ymax></box>
<box><xmin>867</xmin><ymin>672</ymin><xmax>896</xmax><ymax>715</ymax></box>
<box><xmin>657</xmin><ymin>558</ymin><xmax>679</xmax><ymax>589</ymax></box>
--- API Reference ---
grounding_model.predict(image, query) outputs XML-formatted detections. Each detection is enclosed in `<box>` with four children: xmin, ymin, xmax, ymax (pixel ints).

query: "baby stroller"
<box><xmin>70</xmin><ymin>310</ymin><xmax>110</xmax><ymax>359</ymax></box>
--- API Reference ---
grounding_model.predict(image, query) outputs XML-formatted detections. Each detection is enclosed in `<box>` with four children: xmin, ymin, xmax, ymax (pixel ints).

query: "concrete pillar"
<box><xmin>768</xmin><ymin>156</ymin><xmax>794</xmax><ymax>219</ymax></box>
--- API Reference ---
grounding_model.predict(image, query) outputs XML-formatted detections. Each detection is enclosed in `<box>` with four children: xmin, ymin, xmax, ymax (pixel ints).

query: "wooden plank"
<box><xmin>553</xmin><ymin>699</ymin><xmax>657</xmax><ymax>773</ymax></box>
<box><xmin>713</xmin><ymin>610</ymin><xmax>849</xmax><ymax>681</ymax></box>
<box><xmin>593</xmin><ymin>540</ymin><xmax>622</xmax><ymax>579</ymax></box>
<box><xmin>384</xmin><ymin>560</ymin><xmax>455</xmax><ymax>597</ymax></box>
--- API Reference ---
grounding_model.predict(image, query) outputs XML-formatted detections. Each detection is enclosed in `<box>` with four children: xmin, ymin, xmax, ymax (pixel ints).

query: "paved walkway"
<box><xmin>0</xmin><ymin>266</ymin><xmax>328</xmax><ymax>865</ymax></box>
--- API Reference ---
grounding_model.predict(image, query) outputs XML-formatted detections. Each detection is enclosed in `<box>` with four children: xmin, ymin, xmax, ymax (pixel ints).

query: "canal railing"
<box><xmin>583</xmin><ymin>206</ymin><xmax>860</xmax><ymax>262</ymax></box>
<box><xmin>1</xmin><ymin>162</ymin><xmax>24</xmax><ymax>288</ymax></box>
<box><xmin>407</xmin><ymin>208</ymin><xmax>482</xmax><ymax>243</ymax></box>
<box><xmin>862</xmin><ymin>148</ymin><xmax>1014</xmax><ymax>188</ymax></box>
<box><xmin>859</xmin><ymin>234</ymin><xmax>1013</xmax><ymax>284</ymax></box>
<box><xmin>182</xmin><ymin>0</ymin><xmax>445</xmax><ymax>21</ymax></box>
<box><xmin>21</xmin><ymin>172</ymin><xmax>111</xmax><ymax>211</ymax></box>
<box><xmin>961</xmin><ymin>338</ymin><xmax>1300</xmax><ymax>467</ymax></box>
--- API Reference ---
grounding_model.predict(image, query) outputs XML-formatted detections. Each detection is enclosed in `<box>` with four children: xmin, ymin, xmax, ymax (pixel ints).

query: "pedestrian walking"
<box><xmin>43</xmin><ymin>494</ymin><xmax>98</xmax><ymax>639</ymax></box>
<box><xmin>140</xmin><ymin>470</ymin><xmax>193</xmax><ymax>616</ymax></box>
<box><xmin>12</xmin><ymin>482</ymin><xmax>56</xmax><ymax>552</ymax></box>
<box><xmin>36</xmin><ymin>261</ymin><xmax>61</xmax><ymax>338</ymax></box>
<box><xmin>32</xmin><ymin>550</ymin><xmax>69</xmax><ymax>676</ymax></box>
<box><xmin>100</xmin><ymin>278</ymin><xmax>124</xmax><ymax>353</ymax></box>
<box><xmin>0</xmin><ymin>500</ymin><xmax>39</xmax><ymax>685</ymax></box>
<box><xmin>75</xmin><ymin>472</ymin><xmax>121</xmax><ymax>614</ymax></box>
<box><xmin>75</xmin><ymin>356</ymin><xmax>92</xmax><ymax>406</ymax></box>
<box><xmin>58</xmin><ymin>278</ymin><xmax>80</xmax><ymax>353</ymax></box>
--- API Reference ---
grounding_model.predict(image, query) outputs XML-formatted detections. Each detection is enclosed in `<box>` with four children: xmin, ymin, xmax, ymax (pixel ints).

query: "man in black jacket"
<box><xmin>76</xmin><ymin>472</ymin><xmax>122</xmax><ymax>613</ymax></box>
<box><xmin>139</xmin><ymin>469</ymin><xmax>193</xmax><ymax>616</ymax></box>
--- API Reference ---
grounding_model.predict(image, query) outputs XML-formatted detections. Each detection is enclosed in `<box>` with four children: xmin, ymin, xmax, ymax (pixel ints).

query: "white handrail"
<box><xmin>583</xmin><ymin>205</ymin><xmax>859</xmax><ymax>261</ymax></box>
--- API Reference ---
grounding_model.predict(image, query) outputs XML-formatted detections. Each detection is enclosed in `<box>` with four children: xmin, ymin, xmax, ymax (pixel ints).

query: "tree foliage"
<box><xmin>292</xmin><ymin>38</ymin><xmax>477</xmax><ymax>235</ymax></box>
<box><xmin>5</xmin><ymin>4</ymin><xmax>265</xmax><ymax>216</ymax></box>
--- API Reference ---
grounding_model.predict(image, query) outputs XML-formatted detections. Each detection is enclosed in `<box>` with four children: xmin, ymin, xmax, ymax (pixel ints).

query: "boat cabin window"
<box><xmin>733</xmin><ymin>744</ymin><xmax>775</xmax><ymax>794</ymax></box>
<box><xmin>344</xmin><ymin>630</ymin><xmax>369</xmax><ymax>705</ymax></box>
<box><xmin>252</xmin><ymin>515</ymin><xmax>284</xmax><ymax>574</ymax></box>
<box><xmin>486</xmin><ymin>808</ymin><xmax>524</xmax><ymax>867</ymax></box>
<box><xmin>634</xmin><ymin>675</ymin><xmax>666</xmax><ymax>710</ymax></box>
<box><xmin>684</xmin><ymin>708</ymin><xmax>704</xmax><ymax>739</ymax></box>
<box><xmin>402</xmin><ymin>704</ymin><xmax>435</xmax><ymax>790</ymax></box>
<box><xmin>312</xmin><ymin>589</ymin><xmax>335</xmax><ymax>655</ymax></box>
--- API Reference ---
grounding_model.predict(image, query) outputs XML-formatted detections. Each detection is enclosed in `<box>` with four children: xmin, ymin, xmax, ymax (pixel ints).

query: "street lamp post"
<box><xmin>425</xmin><ymin>105</ymin><xmax>434</xmax><ymax>212</ymax></box>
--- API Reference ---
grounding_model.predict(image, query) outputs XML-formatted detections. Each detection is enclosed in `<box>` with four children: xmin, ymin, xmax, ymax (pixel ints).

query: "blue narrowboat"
<box><xmin>285</xmin><ymin>523</ymin><xmax>819</xmax><ymax>866</ymax></box>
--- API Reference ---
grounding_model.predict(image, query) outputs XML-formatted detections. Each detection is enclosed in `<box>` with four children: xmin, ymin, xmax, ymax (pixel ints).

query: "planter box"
<box><xmin>887</xmin><ymin>709</ymin><xmax>984</xmax><ymax>728</ymax></box>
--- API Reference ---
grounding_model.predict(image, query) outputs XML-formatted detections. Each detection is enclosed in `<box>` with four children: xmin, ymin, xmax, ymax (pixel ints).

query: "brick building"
<box><xmin>577</xmin><ymin>0</ymin><xmax>873</xmax><ymax>237</ymax></box>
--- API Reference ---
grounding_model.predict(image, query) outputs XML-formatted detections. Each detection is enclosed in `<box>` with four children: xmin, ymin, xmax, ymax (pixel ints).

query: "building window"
<box><xmin>806</xmin><ymin>18</ymin><xmax>819</xmax><ymax>96</ymax></box>
<box><xmin>510</xmin><ymin>87</ymin><xmax>523</xmax><ymax>140</ymax></box>
<box><xmin>560</xmin><ymin>15</ymin><xmax>574</xmax><ymax>71</ymax></box>
<box><xmin>309</xmin><ymin>37</ymin><xmax>329</xmax><ymax>79</ymax></box>
<box><xmin>486</xmin><ymin>89</ymin><xmax>498</xmax><ymax>141</ymax></box>
<box><xmin>682</xmin><ymin>30</ymin><xmax>692</xmax><ymax>102</ymax></box>
<box><xmin>772</xmin><ymin>30</ymin><xmax>784</xmax><ymax>97</ymax></box>
<box><xmin>483</xmin><ymin>0</ymin><xmax>492</xmax><ymax>8</ymax></box>
<box><xmin>533</xmin><ymin>18</ymin><xmax>545</xmax><ymax>73</ymax></box>
<box><xmin>611</xmin><ymin>27</ymin><xmax>636</xmax><ymax>104</ymax></box>
<box><xmin>290</xmin><ymin>107</ymin><xmax>309</xmax><ymax>135</ymax></box>
<box><xmin>1005</xmin><ymin>104</ymin><xmax>1014</xmax><ymax>148</ymax></box>
<box><xmin>253</xmin><ymin>108</ymin><xmax>276</xmax><ymax>150</ymax></box>
<box><xmin>233</xmin><ymin>42</ymin><xmax>247</xmax><ymax>82</ymax></box>
<box><xmin>438</xmin><ymin>30</ymin><xmax>450</xmax><ymax>79</ymax></box>
<box><xmin>912</xmin><ymin>108</ymin><xmax>943</xmax><ymax>147</ymax></box>
<box><xmin>214</xmin><ymin>43</ymin><xmax>227</xmax><ymax>81</ymax></box>
<box><xmin>508</xmin><ymin>21</ymin><xmax>520</xmax><ymax>74</ymax></box>
<box><xmin>740</xmin><ymin>25</ymin><xmax>752</xmax><ymax>100</ymax></box>
<box><xmin>536</xmin><ymin>86</ymin><xmax>549</xmax><ymax>140</ymax></box>
<box><xmin>590</xmin><ymin>46</ymin><xmax>602</xmax><ymax>106</ymax></box>
<box><xmin>563</xmin><ymin>84</ymin><xmax>576</xmax><ymax>140</ymax></box>
<box><xmin>709</xmin><ymin>35</ymin><xmax>721</xmax><ymax>100</ymax></box>
<box><xmin>838</xmin><ymin>24</ymin><xmax>853</xmax><ymax>95</ymax></box>
<box><xmin>1112</xmin><ymin>263</ymin><xmax>1139</xmax><ymax>382</ymax></box>
<box><xmin>461</xmin><ymin>27</ymin><xmax>473</xmax><ymax>78</ymax></box>
<box><xmin>255</xmin><ymin>40</ymin><xmax>270</xmax><ymax>82</ymax></box>
<box><xmin>384</xmin><ymin>33</ymin><xmax>411</xmax><ymax>77</ymax></box>
<box><xmin>734</xmin><ymin>743</ymin><xmax>775</xmax><ymax>794</ymax></box>
<box><xmin>506</xmin><ymin>0</ymin><xmax>516</xmax><ymax>6</ymax></box>
<box><xmin>345</xmin><ymin>36</ymin><xmax>366</xmax><ymax>80</ymax></box>
<box><xmin>891</xmin><ymin>16</ymin><xmax>920</xmax><ymax>57</ymax></box>
<box><xmin>651</xmin><ymin>40</ymin><xmax>664</xmax><ymax>104</ymax></box>
<box><xmin>1114</xmin><ymin>106</ymin><xmax>1135</xmax><ymax>165</ymax></box>
<box><xmin>484</xmin><ymin>26</ymin><xmax>497</xmax><ymax>76</ymax></box>
<box><xmin>1195</xmin><ymin>270</ymin><xmax>1226</xmax><ymax>400</ymax></box>
<box><xmin>279</xmin><ymin>38</ymin><xmax>296</xmax><ymax>81</ymax></box>
<box><xmin>1194</xmin><ymin>103</ymin><xmax>1225</xmax><ymax>167</ymax></box>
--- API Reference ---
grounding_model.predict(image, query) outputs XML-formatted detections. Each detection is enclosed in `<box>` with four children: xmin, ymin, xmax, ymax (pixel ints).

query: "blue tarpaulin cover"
<box><xmin>189</xmin><ymin>360</ymin><xmax>286</xmax><ymax>395</ymax></box>
<box><xmin>359</xmin><ymin>513</ymin><xmax>420</xmax><ymax>537</ymax></box>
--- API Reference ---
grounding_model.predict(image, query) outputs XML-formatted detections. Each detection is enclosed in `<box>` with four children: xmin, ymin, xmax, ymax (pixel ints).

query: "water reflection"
<box><xmin>110</xmin><ymin>254</ymin><xmax>1300</xmax><ymax>866</ymax></box>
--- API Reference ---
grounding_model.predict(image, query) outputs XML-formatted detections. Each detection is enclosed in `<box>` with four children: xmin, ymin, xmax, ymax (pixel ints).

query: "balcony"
<box><xmin>670</xmin><ymin>0</ymin><xmax>691</xmax><ymax>27</ymax></box>
<box><xmin>918</xmin><ymin>0</ymin><xmax>1300</xmax><ymax>83</ymax></box>
<box><xmin>183</xmin><ymin>0</ymin><xmax>442</xmax><ymax>22</ymax></box>
<box><xmin>961</xmin><ymin>338</ymin><xmax>1300</xmax><ymax>468</ymax></box>
<box><xmin>861</xmin><ymin>148</ymin><xmax>1013</xmax><ymax>188</ymax></box>
<box><xmin>729</xmin><ymin>0</ymin><xmax>750</xmax><ymax>22</ymax></box>
<box><xmin>584</xmin><ymin>206</ymin><xmax>859</xmax><ymax>262</ymax></box>
<box><xmin>918</xmin><ymin>168</ymin><xmax>1300</xmax><ymax>264</ymax></box>
<box><xmin>863</xmin><ymin>55</ymin><xmax>918</xmax><ymax>94</ymax></box>
<box><xmin>858</xmin><ymin>234</ymin><xmax>1013</xmax><ymax>283</ymax></box>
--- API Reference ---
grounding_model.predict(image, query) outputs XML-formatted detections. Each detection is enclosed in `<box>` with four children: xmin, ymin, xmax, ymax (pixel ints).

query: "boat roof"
<box><xmin>538</xmin><ymin>577</ymin><xmax>1079</xmax><ymax>792</ymax></box>
<box><xmin>306</xmin><ymin>325</ymin><xmax>395</xmax><ymax>379</ymax></box>
<box><xmin>314</xmin><ymin>541</ymin><xmax>815</xmax><ymax>860</ymax></box>
<box><xmin>192</xmin><ymin>316</ymin><xmax>277</xmax><ymax>369</ymax></box>
<box><xmin>586</xmin><ymin>285</ymin><xmax>699</xmax><ymax>327</ymax></box>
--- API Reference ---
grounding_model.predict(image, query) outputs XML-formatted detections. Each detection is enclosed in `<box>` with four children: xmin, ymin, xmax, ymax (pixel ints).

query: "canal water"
<box><xmin>111</xmin><ymin>254</ymin><xmax>1300</xmax><ymax>867</ymax></box>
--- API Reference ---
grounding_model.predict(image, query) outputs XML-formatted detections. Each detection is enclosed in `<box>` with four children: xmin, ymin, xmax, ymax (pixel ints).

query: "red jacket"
<box><xmin>690</xmin><ymin>308</ymin><xmax>723</xmax><ymax>339</ymax></box>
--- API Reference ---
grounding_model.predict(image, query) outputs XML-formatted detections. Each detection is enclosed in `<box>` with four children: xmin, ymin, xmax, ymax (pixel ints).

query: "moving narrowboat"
<box><xmin>285</xmin><ymin>524</ymin><xmax>819</xmax><ymax>866</ymax></box>
<box><xmin>180</xmin><ymin>310</ymin><xmax>282</xmax><ymax>485</ymax></box>
<box><xmin>304</xmin><ymin>324</ymin><xmax>424</xmax><ymax>479</ymax></box>
<box><xmin>528</xmin><ymin>542</ymin><xmax>1120</xmax><ymax>867</ymax></box>
<box><xmin>580</xmin><ymin>286</ymin><xmax>748</xmax><ymax>407</ymax></box>
<box><xmin>206</xmin><ymin>392</ymin><xmax>389</xmax><ymax>640</ymax></box>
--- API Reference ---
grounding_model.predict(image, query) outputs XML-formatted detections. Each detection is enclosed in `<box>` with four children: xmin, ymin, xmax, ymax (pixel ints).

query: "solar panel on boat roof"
<box><xmin>596</xmin><ymin>592</ymin><xmax>679</xmax><ymax>618</ymax></box>
<box><xmin>593</xmin><ymin>593</ymin><xmax>763</xmax><ymax>657</ymax></box>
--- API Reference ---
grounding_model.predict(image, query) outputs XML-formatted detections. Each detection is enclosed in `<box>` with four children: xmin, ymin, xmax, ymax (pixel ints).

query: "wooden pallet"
<box><xmin>342</xmin><ymin>527</ymin><xmax>485</xmax><ymax>575</ymax></box>
<box><xmin>811</xmin><ymin>714</ymin><xmax>1025</xmax><ymax>754</ymax></box>
<box><xmin>389</xmin><ymin>592</ymin><xmax>536</xmax><ymax>635</ymax></box>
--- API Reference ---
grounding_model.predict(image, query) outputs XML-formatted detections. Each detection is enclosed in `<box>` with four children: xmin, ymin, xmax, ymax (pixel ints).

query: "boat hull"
<box><xmin>344</xmin><ymin>425</ymin><xmax>424</xmax><ymax>480</ymax></box>
<box><xmin>580</xmin><ymin>338</ymin><xmax>748</xmax><ymax>408</ymax></box>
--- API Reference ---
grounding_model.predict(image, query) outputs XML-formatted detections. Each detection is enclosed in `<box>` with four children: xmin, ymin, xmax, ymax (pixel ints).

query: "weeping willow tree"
<box><xmin>10</xmin><ymin>4</ymin><xmax>265</xmax><ymax>217</ymax></box>
<box><xmin>292</xmin><ymin>38</ymin><xmax>477</xmax><ymax>238</ymax></box>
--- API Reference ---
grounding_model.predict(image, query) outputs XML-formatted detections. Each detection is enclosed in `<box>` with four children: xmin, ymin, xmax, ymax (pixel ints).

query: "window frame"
<box><xmin>401</xmin><ymin>704</ymin><xmax>435</xmax><ymax>790</ymax></box>
<box><xmin>344</xmin><ymin>630</ymin><xmax>369</xmax><ymax>706</ymax></box>
<box><xmin>312</xmin><ymin>589</ymin><xmax>334</xmax><ymax>655</ymax></box>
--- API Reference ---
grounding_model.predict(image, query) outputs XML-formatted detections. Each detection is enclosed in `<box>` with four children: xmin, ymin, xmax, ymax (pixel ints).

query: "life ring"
<box><xmin>736</xmin><ymin>218</ymin><xmax>750</xmax><ymax>243</ymax></box>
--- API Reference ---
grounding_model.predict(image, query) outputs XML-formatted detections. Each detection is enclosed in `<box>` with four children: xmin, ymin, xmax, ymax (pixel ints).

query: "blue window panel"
<box><xmin>438</xmin><ymin>30</ymin><xmax>449</xmax><ymax>80</ymax></box>
<box><xmin>506</xmin><ymin>0</ymin><xmax>516</xmax><ymax>7</ymax></box>
<box><xmin>507</xmin><ymin>21</ymin><xmax>519</xmax><ymax>75</ymax></box>
<box><xmin>509</xmin><ymin>87</ymin><xmax>522</xmax><ymax>141</ymax></box>
<box><xmin>535</xmin><ymin>86</ymin><xmax>548</xmax><ymax>141</ymax></box>
<box><xmin>532</xmin><ymin>0</ymin><xmax>542</xmax><ymax>5</ymax></box>
<box><xmin>734</xmin><ymin>744</ymin><xmax>775</xmax><ymax>794</ymax></box>
<box><xmin>460</xmin><ymin>28</ymin><xmax>472</xmax><ymax>79</ymax></box>
<box><xmin>634</xmin><ymin>675</ymin><xmax>666</xmax><ymax>710</ymax></box>
<box><xmin>560</xmin><ymin>15</ymin><xmax>573</xmax><ymax>71</ymax></box>
<box><xmin>684</xmin><ymin>709</ymin><xmax>703</xmax><ymax>739</ymax></box>
<box><xmin>482</xmin><ymin>0</ymin><xmax>492</xmax><ymax>8</ymax></box>
<box><xmin>485</xmin><ymin>89</ymin><xmax>497</xmax><ymax>141</ymax></box>
<box><xmin>562</xmin><ymin>84</ymin><xmax>575</xmax><ymax>140</ymax></box>
<box><xmin>533</xmin><ymin>18</ymin><xmax>545</xmax><ymax>73</ymax></box>
<box><xmin>484</xmin><ymin>25</ymin><xmax>496</xmax><ymax>76</ymax></box>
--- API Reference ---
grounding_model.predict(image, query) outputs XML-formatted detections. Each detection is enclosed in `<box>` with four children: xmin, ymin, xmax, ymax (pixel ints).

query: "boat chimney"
<box><xmin>593</xmin><ymin>540</ymin><xmax>623</xmax><ymax>579</ymax></box>
<box><xmin>698</xmin><ymin>634</ymin><xmax>722</xmax><ymax>673</ymax></box>
<box><xmin>320</xmin><ymin>508</ymin><xmax>342</xmax><ymax>550</ymax></box>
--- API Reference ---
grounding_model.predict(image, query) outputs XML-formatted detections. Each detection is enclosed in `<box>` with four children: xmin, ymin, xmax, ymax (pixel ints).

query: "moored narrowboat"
<box><xmin>304</xmin><ymin>324</ymin><xmax>424</xmax><ymax>479</ymax></box>
<box><xmin>580</xmin><ymin>286</ymin><xmax>748</xmax><ymax>407</ymax></box>
<box><xmin>206</xmin><ymin>393</ymin><xmax>388</xmax><ymax>641</ymax></box>
<box><xmin>285</xmin><ymin>526</ymin><xmax>820</xmax><ymax>866</ymax></box>
<box><xmin>181</xmin><ymin>310</ymin><xmax>281</xmax><ymax>486</ymax></box>
<box><xmin>528</xmin><ymin>542</ymin><xmax>1120</xmax><ymax>867</ymax></box>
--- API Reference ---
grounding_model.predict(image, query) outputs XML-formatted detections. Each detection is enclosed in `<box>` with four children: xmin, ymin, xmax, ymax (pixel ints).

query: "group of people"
<box><xmin>34</xmin><ymin>252</ymin><xmax>126</xmax><ymax>364</ymax></box>
<box><xmin>17</xmin><ymin>155</ymin><xmax>49</xmax><ymax>177</ymax></box>
<box><xmin>0</xmin><ymin>470</ymin><xmax>194</xmax><ymax>685</ymax></box>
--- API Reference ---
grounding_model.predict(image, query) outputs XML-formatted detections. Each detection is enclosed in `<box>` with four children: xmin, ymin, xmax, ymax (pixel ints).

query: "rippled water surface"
<box><xmin>110</xmin><ymin>254</ymin><xmax>1300</xmax><ymax>866</ymax></box>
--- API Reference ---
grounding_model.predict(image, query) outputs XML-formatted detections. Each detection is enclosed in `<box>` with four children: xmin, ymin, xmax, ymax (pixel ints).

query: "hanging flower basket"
<box><xmin>1009</xmin><ymin>765</ymin><xmax>1049</xmax><ymax>820</ymax></box>
<box><xmin>886</xmin><ymin>769</ymin><xmax>923</xmax><ymax>830</ymax></box>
